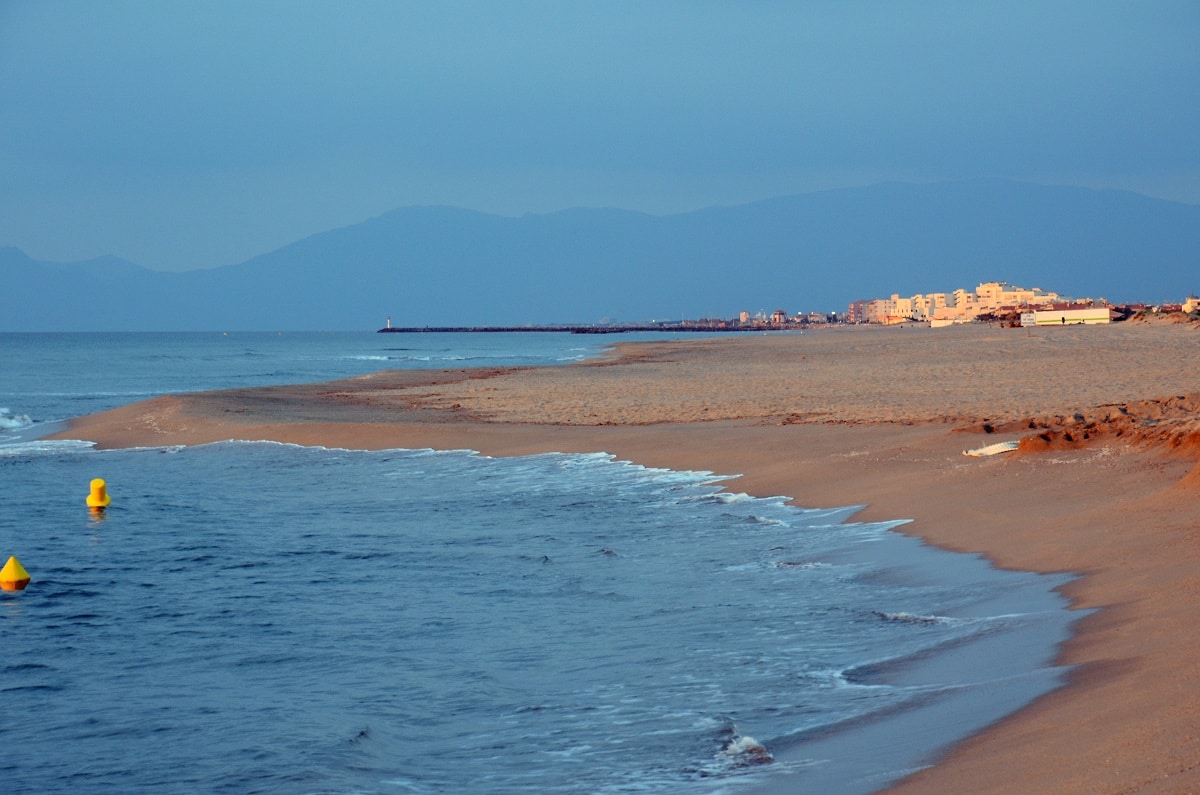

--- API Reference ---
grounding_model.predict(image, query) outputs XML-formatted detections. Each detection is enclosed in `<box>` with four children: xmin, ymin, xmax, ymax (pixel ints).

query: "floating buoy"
<box><xmin>86</xmin><ymin>478</ymin><xmax>112</xmax><ymax>511</ymax></box>
<box><xmin>0</xmin><ymin>556</ymin><xmax>30</xmax><ymax>591</ymax></box>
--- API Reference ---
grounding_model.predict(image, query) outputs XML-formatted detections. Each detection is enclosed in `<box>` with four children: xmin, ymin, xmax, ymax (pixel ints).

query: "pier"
<box><xmin>376</xmin><ymin>323</ymin><xmax>778</xmax><ymax>334</ymax></box>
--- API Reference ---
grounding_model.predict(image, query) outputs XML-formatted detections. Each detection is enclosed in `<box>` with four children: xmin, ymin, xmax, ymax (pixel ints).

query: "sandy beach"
<box><xmin>52</xmin><ymin>321</ymin><xmax>1200</xmax><ymax>793</ymax></box>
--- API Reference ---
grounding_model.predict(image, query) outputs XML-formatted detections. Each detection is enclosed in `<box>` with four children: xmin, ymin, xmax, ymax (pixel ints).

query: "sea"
<box><xmin>0</xmin><ymin>332</ymin><xmax>1077</xmax><ymax>794</ymax></box>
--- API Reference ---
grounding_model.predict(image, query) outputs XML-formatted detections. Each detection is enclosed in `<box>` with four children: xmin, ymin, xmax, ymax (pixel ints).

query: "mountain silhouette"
<box><xmin>5</xmin><ymin>180</ymin><xmax>1197</xmax><ymax>331</ymax></box>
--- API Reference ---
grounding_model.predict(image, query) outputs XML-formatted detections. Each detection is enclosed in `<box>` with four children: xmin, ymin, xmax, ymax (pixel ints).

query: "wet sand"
<box><xmin>52</xmin><ymin>322</ymin><xmax>1200</xmax><ymax>793</ymax></box>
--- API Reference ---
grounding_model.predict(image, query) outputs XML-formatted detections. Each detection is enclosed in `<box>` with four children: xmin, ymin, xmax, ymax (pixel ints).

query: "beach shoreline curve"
<box><xmin>47</xmin><ymin>324</ymin><xmax>1200</xmax><ymax>794</ymax></box>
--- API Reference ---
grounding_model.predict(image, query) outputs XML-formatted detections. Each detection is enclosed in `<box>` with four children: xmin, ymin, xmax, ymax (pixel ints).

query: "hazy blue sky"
<box><xmin>2</xmin><ymin>1</ymin><xmax>1197</xmax><ymax>271</ymax></box>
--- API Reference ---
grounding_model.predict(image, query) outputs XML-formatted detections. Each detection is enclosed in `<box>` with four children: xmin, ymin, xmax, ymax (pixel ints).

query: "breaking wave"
<box><xmin>0</xmin><ymin>408</ymin><xmax>33</xmax><ymax>430</ymax></box>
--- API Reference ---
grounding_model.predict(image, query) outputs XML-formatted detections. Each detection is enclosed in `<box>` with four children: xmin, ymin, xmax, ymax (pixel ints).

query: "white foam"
<box><xmin>681</xmin><ymin>490</ymin><xmax>755</xmax><ymax>505</ymax></box>
<box><xmin>0</xmin><ymin>408</ymin><xmax>33</xmax><ymax>430</ymax></box>
<box><xmin>0</xmin><ymin>439</ymin><xmax>96</xmax><ymax>457</ymax></box>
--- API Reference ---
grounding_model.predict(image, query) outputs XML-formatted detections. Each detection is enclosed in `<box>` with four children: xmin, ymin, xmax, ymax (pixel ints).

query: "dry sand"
<box><xmin>52</xmin><ymin>322</ymin><xmax>1200</xmax><ymax>793</ymax></box>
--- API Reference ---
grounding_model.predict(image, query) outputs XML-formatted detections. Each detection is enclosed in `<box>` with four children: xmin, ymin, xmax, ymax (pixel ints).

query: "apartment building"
<box><xmin>852</xmin><ymin>282</ymin><xmax>1064</xmax><ymax>324</ymax></box>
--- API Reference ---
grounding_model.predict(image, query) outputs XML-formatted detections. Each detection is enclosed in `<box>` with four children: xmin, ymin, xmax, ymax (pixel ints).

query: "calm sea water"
<box><xmin>0</xmin><ymin>332</ymin><xmax>1075</xmax><ymax>794</ymax></box>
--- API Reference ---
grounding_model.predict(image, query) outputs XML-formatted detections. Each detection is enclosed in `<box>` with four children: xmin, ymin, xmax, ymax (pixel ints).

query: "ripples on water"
<box><xmin>0</xmin><ymin>441</ymin><xmax>1072</xmax><ymax>794</ymax></box>
<box><xmin>0</xmin><ymin>332</ymin><xmax>1075</xmax><ymax>793</ymax></box>
<box><xmin>0</xmin><ymin>331</ymin><xmax>606</xmax><ymax>426</ymax></box>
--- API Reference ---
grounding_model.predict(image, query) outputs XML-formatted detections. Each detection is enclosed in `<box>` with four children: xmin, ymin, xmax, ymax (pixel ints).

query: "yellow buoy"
<box><xmin>86</xmin><ymin>478</ymin><xmax>112</xmax><ymax>511</ymax></box>
<box><xmin>0</xmin><ymin>556</ymin><xmax>30</xmax><ymax>591</ymax></box>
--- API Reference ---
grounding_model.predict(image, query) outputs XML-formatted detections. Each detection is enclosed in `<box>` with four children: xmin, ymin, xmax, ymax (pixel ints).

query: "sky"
<box><xmin>2</xmin><ymin>1</ymin><xmax>1198</xmax><ymax>272</ymax></box>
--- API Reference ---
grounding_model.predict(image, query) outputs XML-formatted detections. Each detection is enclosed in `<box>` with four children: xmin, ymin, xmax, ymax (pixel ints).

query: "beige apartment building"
<box><xmin>852</xmin><ymin>282</ymin><xmax>1061</xmax><ymax>324</ymax></box>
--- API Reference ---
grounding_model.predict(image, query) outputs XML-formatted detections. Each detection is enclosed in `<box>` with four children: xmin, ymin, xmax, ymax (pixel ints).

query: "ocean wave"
<box><xmin>682</xmin><ymin>491</ymin><xmax>756</xmax><ymax>505</ymax></box>
<box><xmin>0</xmin><ymin>408</ymin><xmax>33</xmax><ymax>430</ymax></box>
<box><xmin>872</xmin><ymin>611</ymin><xmax>956</xmax><ymax>626</ymax></box>
<box><xmin>774</xmin><ymin>559</ymin><xmax>833</xmax><ymax>570</ymax></box>
<box><xmin>0</xmin><ymin>439</ymin><xmax>97</xmax><ymax>457</ymax></box>
<box><xmin>741</xmin><ymin>514</ymin><xmax>787</xmax><ymax>526</ymax></box>
<box><xmin>717</xmin><ymin>733</ymin><xmax>773</xmax><ymax>766</ymax></box>
<box><xmin>522</xmin><ymin>451</ymin><xmax>737</xmax><ymax>489</ymax></box>
<box><xmin>701</xmin><ymin>720</ymin><xmax>775</xmax><ymax>776</ymax></box>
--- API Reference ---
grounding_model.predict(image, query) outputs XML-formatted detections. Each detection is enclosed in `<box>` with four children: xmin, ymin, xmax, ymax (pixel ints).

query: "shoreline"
<box><xmin>48</xmin><ymin>324</ymin><xmax>1200</xmax><ymax>793</ymax></box>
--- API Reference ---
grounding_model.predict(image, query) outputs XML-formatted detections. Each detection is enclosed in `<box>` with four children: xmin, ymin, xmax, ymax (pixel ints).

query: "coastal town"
<box><xmin>704</xmin><ymin>280</ymin><xmax>1200</xmax><ymax>330</ymax></box>
<box><xmin>380</xmin><ymin>281</ymin><xmax>1199</xmax><ymax>334</ymax></box>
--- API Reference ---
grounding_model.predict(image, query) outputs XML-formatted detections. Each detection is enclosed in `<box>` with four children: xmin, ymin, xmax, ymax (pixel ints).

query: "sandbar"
<box><xmin>52</xmin><ymin>322</ymin><xmax>1200</xmax><ymax>793</ymax></box>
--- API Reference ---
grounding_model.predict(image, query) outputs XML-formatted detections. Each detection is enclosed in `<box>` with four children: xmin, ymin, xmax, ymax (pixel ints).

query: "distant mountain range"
<box><xmin>4</xmin><ymin>180</ymin><xmax>1198</xmax><ymax>331</ymax></box>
